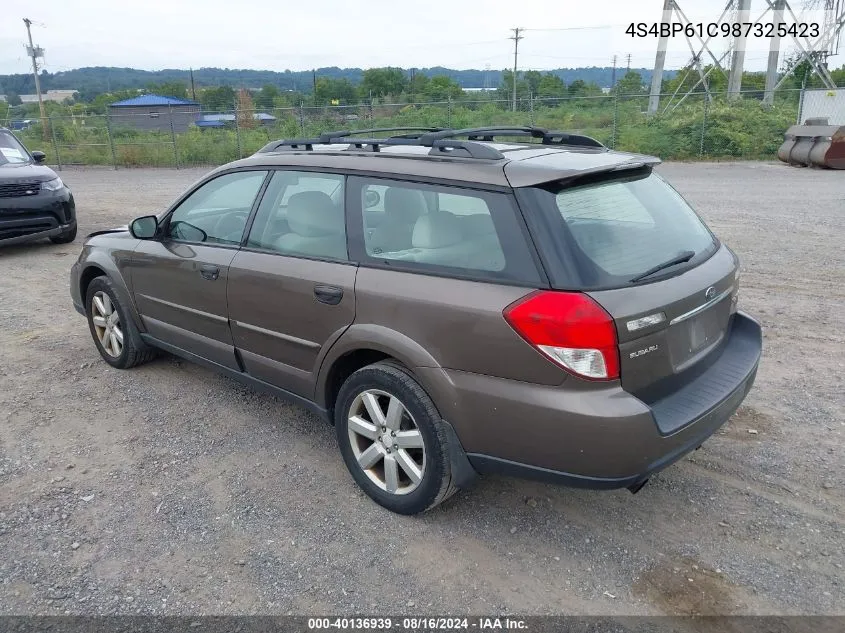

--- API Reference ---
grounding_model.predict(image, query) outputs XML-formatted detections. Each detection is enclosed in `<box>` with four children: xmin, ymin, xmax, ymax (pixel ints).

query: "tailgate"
<box><xmin>588</xmin><ymin>245</ymin><xmax>739</xmax><ymax>399</ymax></box>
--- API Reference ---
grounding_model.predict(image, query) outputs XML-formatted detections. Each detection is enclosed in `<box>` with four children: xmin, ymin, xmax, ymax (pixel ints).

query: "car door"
<box><xmin>226</xmin><ymin>170</ymin><xmax>356</xmax><ymax>399</ymax></box>
<box><xmin>128</xmin><ymin>169</ymin><xmax>269</xmax><ymax>370</ymax></box>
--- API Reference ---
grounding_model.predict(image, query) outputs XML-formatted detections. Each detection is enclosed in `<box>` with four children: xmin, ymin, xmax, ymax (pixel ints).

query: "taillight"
<box><xmin>503</xmin><ymin>290</ymin><xmax>620</xmax><ymax>381</ymax></box>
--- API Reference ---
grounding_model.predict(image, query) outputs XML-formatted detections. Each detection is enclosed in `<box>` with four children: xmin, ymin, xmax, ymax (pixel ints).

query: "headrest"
<box><xmin>287</xmin><ymin>192</ymin><xmax>343</xmax><ymax>237</ymax></box>
<box><xmin>412</xmin><ymin>212</ymin><xmax>462</xmax><ymax>249</ymax></box>
<box><xmin>384</xmin><ymin>187</ymin><xmax>427</xmax><ymax>225</ymax></box>
<box><xmin>461</xmin><ymin>214</ymin><xmax>496</xmax><ymax>237</ymax></box>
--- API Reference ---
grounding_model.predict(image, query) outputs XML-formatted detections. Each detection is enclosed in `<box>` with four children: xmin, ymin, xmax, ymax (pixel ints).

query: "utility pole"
<box><xmin>611</xmin><ymin>55</ymin><xmax>618</xmax><ymax>90</ymax></box>
<box><xmin>648</xmin><ymin>0</ymin><xmax>674</xmax><ymax>114</ymax></box>
<box><xmin>727</xmin><ymin>0</ymin><xmax>752</xmax><ymax>99</ymax></box>
<box><xmin>763</xmin><ymin>0</ymin><xmax>786</xmax><ymax>105</ymax></box>
<box><xmin>510</xmin><ymin>27</ymin><xmax>523</xmax><ymax>112</ymax></box>
<box><xmin>189</xmin><ymin>67</ymin><xmax>197</xmax><ymax>101</ymax></box>
<box><xmin>23</xmin><ymin>18</ymin><xmax>48</xmax><ymax>140</ymax></box>
<box><xmin>626</xmin><ymin>53</ymin><xmax>632</xmax><ymax>72</ymax></box>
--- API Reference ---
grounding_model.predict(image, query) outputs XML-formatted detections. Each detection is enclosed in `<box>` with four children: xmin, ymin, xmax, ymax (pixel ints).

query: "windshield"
<box><xmin>525</xmin><ymin>170</ymin><xmax>717</xmax><ymax>289</ymax></box>
<box><xmin>0</xmin><ymin>130</ymin><xmax>32</xmax><ymax>165</ymax></box>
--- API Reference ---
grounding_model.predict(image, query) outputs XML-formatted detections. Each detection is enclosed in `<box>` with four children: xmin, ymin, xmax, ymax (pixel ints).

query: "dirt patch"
<box><xmin>719</xmin><ymin>405</ymin><xmax>780</xmax><ymax>442</ymax></box>
<box><xmin>633</xmin><ymin>557</ymin><xmax>746</xmax><ymax>616</ymax></box>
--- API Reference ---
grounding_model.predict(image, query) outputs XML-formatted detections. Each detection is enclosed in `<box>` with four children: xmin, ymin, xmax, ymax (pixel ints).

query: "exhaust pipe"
<box><xmin>627</xmin><ymin>479</ymin><xmax>649</xmax><ymax>494</ymax></box>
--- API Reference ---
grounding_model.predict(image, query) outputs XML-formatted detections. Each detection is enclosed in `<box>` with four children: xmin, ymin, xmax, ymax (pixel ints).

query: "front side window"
<box><xmin>246</xmin><ymin>170</ymin><xmax>347</xmax><ymax>261</ymax></box>
<box><xmin>167</xmin><ymin>170</ymin><xmax>267</xmax><ymax>245</ymax></box>
<box><xmin>0</xmin><ymin>130</ymin><xmax>31</xmax><ymax>165</ymax></box>
<box><xmin>350</xmin><ymin>176</ymin><xmax>541</xmax><ymax>283</ymax></box>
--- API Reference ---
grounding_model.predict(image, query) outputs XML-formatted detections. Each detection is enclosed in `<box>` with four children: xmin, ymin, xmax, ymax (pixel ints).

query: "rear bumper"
<box><xmin>0</xmin><ymin>189</ymin><xmax>76</xmax><ymax>246</ymax></box>
<box><xmin>440</xmin><ymin>311</ymin><xmax>762</xmax><ymax>489</ymax></box>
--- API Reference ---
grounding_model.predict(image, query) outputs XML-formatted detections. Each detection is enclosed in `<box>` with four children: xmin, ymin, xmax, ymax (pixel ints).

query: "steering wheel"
<box><xmin>213</xmin><ymin>211</ymin><xmax>249</xmax><ymax>243</ymax></box>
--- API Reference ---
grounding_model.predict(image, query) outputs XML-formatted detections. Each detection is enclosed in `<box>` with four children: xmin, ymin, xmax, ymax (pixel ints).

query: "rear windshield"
<box><xmin>0</xmin><ymin>130</ymin><xmax>31</xmax><ymax>165</ymax></box>
<box><xmin>522</xmin><ymin>169</ymin><xmax>717</xmax><ymax>289</ymax></box>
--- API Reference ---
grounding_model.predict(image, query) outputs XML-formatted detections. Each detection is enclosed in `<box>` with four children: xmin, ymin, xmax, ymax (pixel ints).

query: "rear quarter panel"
<box><xmin>350</xmin><ymin>267</ymin><xmax>564</xmax><ymax>385</ymax></box>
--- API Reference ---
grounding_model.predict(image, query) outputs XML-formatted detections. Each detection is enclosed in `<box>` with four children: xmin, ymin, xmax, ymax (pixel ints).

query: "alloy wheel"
<box><xmin>91</xmin><ymin>291</ymin><xmax>123</xmax><ymax>358</ymax></box>
<box><xmin>347</xmin><ymin>389</ymin><xmax>426</xmax><ymax>495</ymax></box>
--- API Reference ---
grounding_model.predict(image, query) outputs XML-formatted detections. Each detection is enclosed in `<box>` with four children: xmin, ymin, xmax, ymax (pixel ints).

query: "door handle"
<box><xmin>200</xmin><ymin>264</ymin><xmax>220</xmax><ymax>280</ymax></box>
<box><xmin>314</xmin><ymin>284</ymin><xmax>343</xmax><ymax>305</ymax></box>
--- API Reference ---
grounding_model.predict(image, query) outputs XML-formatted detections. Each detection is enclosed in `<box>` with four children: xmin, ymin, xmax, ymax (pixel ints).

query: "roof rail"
<box><xmin>333</xmin><ymin>136</ymin><xmax>504</xmax><ymax>160</ymax></box>
<box><xmin>419</xmin><ymin>126</ymin><xmax>605</xmax><ymax>148</ymax></box>
<box><xmin>256</xmin><ymin>138</ymin><xmax>326</xmax><ymax>153</ymax></box>
<box><xmin>319</xmin><ymin>127</ymin><xmax>446</xmax><ymax>140</ymax></box>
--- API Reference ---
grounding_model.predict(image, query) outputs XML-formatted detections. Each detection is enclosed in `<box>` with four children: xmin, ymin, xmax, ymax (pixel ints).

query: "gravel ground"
<box><xmin>0</xmin><ymin>162</ymin><xmax>843</xmax><ymax>616</ymax></box>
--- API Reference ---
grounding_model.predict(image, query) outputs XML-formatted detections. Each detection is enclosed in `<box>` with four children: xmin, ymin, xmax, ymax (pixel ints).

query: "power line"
<box><xmin>22</xmin><ymin>18</ymin><xmax>48</xmax><ymax>140</ymax></box>
<box><xmin>510</xmin><ymin>27</ymin><xmax>524</xmax><ymax>112</ymax></box>
<box><xmin>611</xmin><ymin>55</ymin><xmax>618</xmax><ymax>89</ymax></box>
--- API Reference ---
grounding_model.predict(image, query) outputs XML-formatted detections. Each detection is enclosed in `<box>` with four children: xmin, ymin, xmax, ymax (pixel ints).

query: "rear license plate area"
<box><xmin>669</xmin><ymin>304</ymin><xmax>728</xmax><ymax>369</ymax></box>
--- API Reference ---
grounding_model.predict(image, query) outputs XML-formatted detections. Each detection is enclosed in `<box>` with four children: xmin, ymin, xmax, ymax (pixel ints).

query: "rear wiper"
<box><xmin>630</xmin><ymin>250</ymin><xmax>695</xmax><ymax>283</ymax></box>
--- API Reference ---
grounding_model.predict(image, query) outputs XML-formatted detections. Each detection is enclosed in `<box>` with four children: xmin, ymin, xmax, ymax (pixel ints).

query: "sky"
<box><xmin>0</xmin><ymin>0</ymin><xmax>842</xmax><ymax>76</ymax></box>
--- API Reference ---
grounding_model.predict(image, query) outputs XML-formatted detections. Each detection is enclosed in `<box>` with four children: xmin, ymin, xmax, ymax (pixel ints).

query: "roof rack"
<box><xmin>254</xmin><ymin>125</ymin><xmax>605</xmax><ymax>160</ymax></box>
<box><xmin>257</xmin><ymin>133</ymin><xmax>506</xmax><ymax>160</ymax></box>
<box><xmin>419</xmin><ymin>126</ymin><xmax>605</xmax><ymax>148</ymax></box>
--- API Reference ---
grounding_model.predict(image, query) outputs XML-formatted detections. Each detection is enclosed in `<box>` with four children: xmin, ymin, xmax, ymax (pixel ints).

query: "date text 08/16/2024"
<box><xmin>307</xmin><ymin>617</ymin><xmax>528</xmax><ymax>630</ymax></box>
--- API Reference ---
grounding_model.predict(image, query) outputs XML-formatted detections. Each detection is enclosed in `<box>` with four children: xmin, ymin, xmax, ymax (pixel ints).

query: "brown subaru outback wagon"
<box><xmin>70</xmin><ymin>126</ymin><xmax>762</xmax><ymax>514</ymax></box>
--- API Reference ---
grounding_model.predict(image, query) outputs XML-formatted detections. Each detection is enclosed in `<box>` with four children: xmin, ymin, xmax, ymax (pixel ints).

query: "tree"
<box><xmin>615</xmin><ymin>71</ymin><xmax>646</xmax><ymax>96</ymax></box>
<box><xmin>314</xmin><ymin>77</ymin><xmax>358</xmax><ymax>105</ymax></box>
<box><xmin>407</xmin><ymin>73</ymin><xmax>429</xmax><ymax>100</ymax></box>
<box><xmin>360</xmin><ymin>67</ymin><xmax>407</xmax><ymax>99</ymax></box>
<box><xmin>255</xmin><ymin>84</ymin><xmax>279</xmax><ymax>109</ymax></box>
<box><xmin>567</xmin><ymin>79</ymin><xmax>602</xmax><ymax>98</ymax></box>
<box><xmin>536</xmin><ymin>73</ymin><xmax>567</xmax><ymax>98</ymax></box>
<box><xmin>145</xmin><ymin>82</ymin><xmax>188</xmax><ymax>100</ymax></box>
<box><xmin>523</xmin><ymin>70</ymin><xmax>543</xmax><ymax>95</ymax></box>
<box><xmin>423</xmin><ymin>75</ymin><xmax>463</xmax><ymax>101</ymax></box>
<box><xmin>498</xmin><ymin>69</ymin><xmax>530</xmax><ymax>100</ymax></box>
<box><xmin>200</xmin><ymin>85</ymin><xmax>236</xmax><ymax>111</ymax></box>
<box><xmin>5</xmin><ymin>92</ymin><xmax>22</xmax><ymax>106</ymax></box>
<box><xmin>236</xmin><ymin>89</ymin><xmax>256</xmax><ymax>128</ymax></box>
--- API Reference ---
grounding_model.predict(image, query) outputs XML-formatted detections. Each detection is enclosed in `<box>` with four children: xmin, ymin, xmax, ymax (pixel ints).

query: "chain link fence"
<box><xmin>6</xmin><ymin>88</ymin><xmax>804</xmax><ymax>170</ymax></box>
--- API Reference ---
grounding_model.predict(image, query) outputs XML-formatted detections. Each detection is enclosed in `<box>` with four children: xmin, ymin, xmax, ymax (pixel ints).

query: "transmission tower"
<box><xmin>763</xmin><ymin>0</ymin><xmax>845</xmax><ymax>96</ymax></box>
<box><xmin>647</xmin><ymin>0</ymin><xmax>845</xmax><ymax>112</ymax></box>
<box><xmin>648</xmin><ymin>0</ymin><xmax>746</xmax><ymax>113</ymax></box>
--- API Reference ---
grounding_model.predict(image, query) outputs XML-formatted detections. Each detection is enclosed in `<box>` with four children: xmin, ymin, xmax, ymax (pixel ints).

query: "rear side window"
<box><xmin>520</xmin><ymin>170</ymin><xmax>717</xmax><ymax>289</ymax></box>
<box><xmin>246</xmin><ymin>170</ymin><xmax>347</xmax><ymax>261</ymax></box>
<box><xmin>348</xmin><ymin>176</ymin><xmax>541</xmax><ymax>285</ymax></box>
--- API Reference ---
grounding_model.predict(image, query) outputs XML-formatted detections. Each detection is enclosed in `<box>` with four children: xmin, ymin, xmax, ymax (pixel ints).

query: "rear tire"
<box><xmin>50</xmin><ymin>224</ymin><xmax>77</xmax><ymax>244</ymax></box>
<box><xmin>334</xmin><ymin>361</ymin><xmax>457</xmax><ymax>515</ymax></box>
<box><xmin>85</xmin><ymin>276</ymin><xmax>156</xmax><ymax>369</ymax></box>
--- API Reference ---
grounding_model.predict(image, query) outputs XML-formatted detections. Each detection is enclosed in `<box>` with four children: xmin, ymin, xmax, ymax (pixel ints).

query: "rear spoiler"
<box><xmin>506</xmin><ymin>155</ymin><xmax>663</xmax><ymax>189</ymax></box>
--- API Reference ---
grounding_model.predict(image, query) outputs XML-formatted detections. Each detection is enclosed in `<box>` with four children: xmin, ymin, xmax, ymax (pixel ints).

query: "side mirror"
<box><xmin>169</xmin><ymin>220</ymin><xmax>207</xmax><ymax>243</ymax></box>
<box><xmin>130</xmin><ymin>215</ymin><xmax>159</xmax><ymax>239</ymax></box>
<box><xmin>365</xmin><ymin>189</ymin><xmax>381</xmax><ymax>208</ymax></box>
<box><xmin>31</xmin><ymin>150</ymin><xmax>46</xmax><ymax>164</ymax></box>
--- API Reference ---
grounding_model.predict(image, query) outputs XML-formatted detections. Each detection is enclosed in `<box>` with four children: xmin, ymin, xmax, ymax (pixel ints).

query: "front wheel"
<box><xmin>85</xmin><ymin>276</ymin><xmax>156</xmax><ymax>369</ymax></box>
<box><xmin>334</xmin><ymin>361</ymin><xmax>457</xmax><ymax>514</ymax></box>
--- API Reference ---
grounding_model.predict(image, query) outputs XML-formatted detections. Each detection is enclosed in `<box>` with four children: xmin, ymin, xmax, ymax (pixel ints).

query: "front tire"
<box><xmin>335</xmin><ymin>361</ymin><xmax>457</xmax><ymax>514</ymax></box>
<box><xmin>50</xmin><ymin>224</ymin><xmax>77</xmax><ymax>244</ymax></box>
<box><xmin>85</xmin><ymin>276</ymin><xmax>156</xmax><ymax>369</ymax></box>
